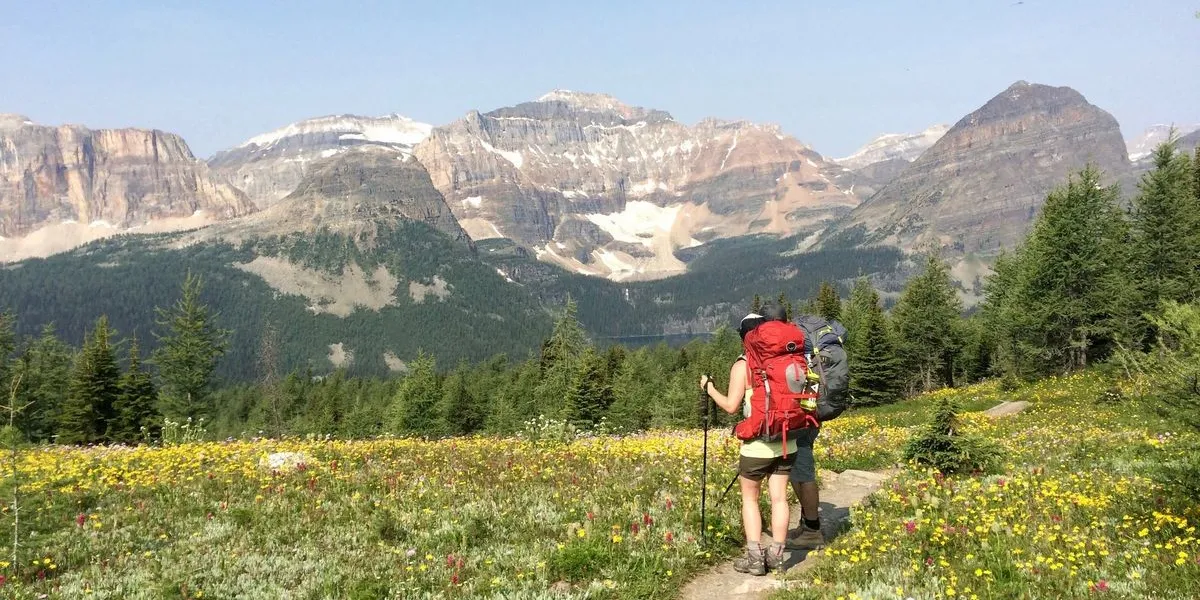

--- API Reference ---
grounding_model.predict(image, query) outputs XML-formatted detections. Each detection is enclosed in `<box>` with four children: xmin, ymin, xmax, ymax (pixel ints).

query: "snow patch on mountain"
<box><xmin>1127</xmin><ymin>123</ymin><xmax>1200</xmax><ymax>162</ymax></box>
<box><xmin>537</xmin><ymin>90</ymin><xmax>631</xmax><ymax>114</ymax></box>
<box><xmin>478</xmin><ymin>139</ymin><xmax>524</xmax><ymax>168</ymax></box>
<box><xmin>239</xmin><ymin>114</ymin><xmax>432</xmax><ymax>151</ymax></box>
<box><xmin>585</xmin><ymin>201</ymin><xmax>680</xmax><ymax>247</ymax></box>
<box><xmin>835</xmin><ymin>124</ymin><xmax>950</xmax><ymax>170</ymax></box>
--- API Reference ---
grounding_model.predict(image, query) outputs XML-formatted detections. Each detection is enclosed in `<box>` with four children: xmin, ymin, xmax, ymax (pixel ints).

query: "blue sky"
<box><xmin>2</xmin><ymin>0</ymin><xmax>1197</xmax><ymax>158</ymax></box>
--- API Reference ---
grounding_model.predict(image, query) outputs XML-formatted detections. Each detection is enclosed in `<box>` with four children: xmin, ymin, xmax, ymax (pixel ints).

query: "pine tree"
<box><xmin>152</xmin><ymin>273</ymin><xmax>229</xmax><ymax>422</ymax></box>
<box><xmin>59</xmin><ymin>316</ymin><xmax>121</xmax><ymax>444</ymax></box>
<box><xmin>387</xmin><ymin>352</ymin><xmax>441</xmax><ymax>437</ymax></box>
<box><xmin>750</xmin><ymin>294</ymin><xmax>763</xmax><ymax>314</ymax></box>
<box><xmin>903</xmin><ymin>396</ymin><xmax>998</xmax><ymax>474</ymax></box>
<box><xmin>815</xmin><ymin>281</ymin><xmax>842</xmax><ymax>321</ymax></box>
<box><xmin>439</xmin><ymin>365</ymin><xmax>484</xmax><ymax>436</ymax></box>
<box><xmin>535</xmin><ymin>298</ymin><xmax>587</xmax><ymax>418</ymax></box>
<box><xmin>776</xmin><ymin>292</ymin><xmax>794</xmax><ymax>322</ymax></box>
<box><xmin>571</xmin><ymin>348</ymin><xmax>614</xmax><ymax>428</ymax></box>
<box><xmin>606</xmin><ymin>349</ymin><xmax>654</xmax><ymax>432</ymax></box>
<box><xmin>891</xmin><ymin>252</ymin><xmax>963</xmax><ymax>392</ymax></box>
<box><xmin>1130</xmin><ymin>138</ymin><xmax>1197</xmax><ymax>314</ymax></box>
<box><xmin>841</xmin><ymin>278</ymin><xmax>878</xmax><ymax>356</ymax></box>
<box><xmin>0</xmin><ymin>311</ymin><xmax>14</xmax><ymax>399</ymax></box>
<box><xmin>1012</xmin><ymin>167</ymin><xmax>1135</xmax><ymax>372</ymax></box>
<box><xmin>849</xmin><ymin>293</ymin><xmax>902</xmax><ymax>406</ymax></box>
<box><xmin>11</xmin><ymin>325</ymin><xmax>72</xmax><ymax>442</ymax></box>
<box><xmin>111</xmin><ymin>335</ymin><xmax>160</xmax><ymax>444</ymax></box>
<box><xmin>981</xmin><ymin>251</ymin><xmax>1020</xmax><ymax>378</ymax></box>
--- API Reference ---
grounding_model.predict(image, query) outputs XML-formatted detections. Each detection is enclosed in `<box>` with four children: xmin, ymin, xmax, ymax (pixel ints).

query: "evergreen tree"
<box><xmin>891</xmin><ymin>252</ymin><xmax>963</xmax><ymax>392</ymax></box>
<box><xmin>606</xmin><ymin>349</ymin><xmax>655</xmax><ymax>432</ymax></box>
<box><xmin>439</xmin><ymin>364</ymin><xmax>485</xmax><ymax>436</ymax></box>
<box><xmin>11</xmin><ymin>325</ymin><xmax>72</xmax><ymax>442</ymax></box>
<box><xmin>750</xmin><ymin>294</ymin><xmax>763</xmax><ymax>314</ymax></box>
<box><xmin>387</xmin><ymin>352</ymin><xmax>441</xmax><ymax>437</ymax></box>
<box><xmin>815</xmin><ymin>281</ymin><xmax>842</xmax><ymax>321</ymax></box>
<box><xmin>1009</xmin><ymin>167</ymin><xmax>1135</xmax><ymax>372</ymax></box>
<box><xmin>535</xmin><ymin>299</ymin><xmax>587</xmax><ymax>418</ymax></box>
<box><xmin>111</xmin><ymin>335</ymin><xmax>160</xmax><ymax>443</ymax></box>
<box><xmin>299</xmin><ymin>370</ymin><xmax>345</xmax><ymax>435</ymax></box>
<box><xmin>776</xmin><ymin>291</ymin><xmax>794</xmax><ymax>321</ymax></box>
<box><xmin>841</xmin><ymin>278</ymin><xmax>877</xmax><ymax>356</ymax></box>
<box><xmin>1130</xmin><ymin>138</ymin><xmax>1198</xmax><ymax>313</ymax></box>
<box><xmin>59</xmin><ymin>316</ymin><xmax>121</xmax><ymax>444</ymax></box>
<box><xmin>540</xmin><ymin>297</ymin><xmax>587</xmax><ymax>372</ymax></box>
<box><xmin>570</xmin><ymin>348</ymin><xmax>614</xmax><ymax>428</ymax></box>
<box><xmin>0</xmin><ymin>311</ymin><xmax>14</xmax><ymax>397</ymax></box>
<box><xmin>849</xmin><ymin>291</ymin><xmax>902</xmax><ymax>406</ymax></box>
<box><xmin>152</xmin><ymin>273</ymin><xmax>229</xmax><ymax>421</ymax></box>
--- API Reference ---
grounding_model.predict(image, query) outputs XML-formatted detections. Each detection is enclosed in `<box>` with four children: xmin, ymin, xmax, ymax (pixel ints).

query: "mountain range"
<box><xmin>0</xmin><ymin>81</ymin><xmax>1193</xmax><ymax>376</ymax></box>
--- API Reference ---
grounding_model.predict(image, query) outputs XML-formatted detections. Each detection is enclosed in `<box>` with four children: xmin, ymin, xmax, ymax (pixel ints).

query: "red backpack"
<box><xmin>734</xmin><ymin>320</ymin><xmax>819</xmax><ymax>452</ymax></box>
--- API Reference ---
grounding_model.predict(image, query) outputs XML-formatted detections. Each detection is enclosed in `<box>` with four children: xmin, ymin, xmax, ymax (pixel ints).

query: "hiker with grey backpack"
<box><xmin>785</xmin><ymin>315</ymin><xmax>851</xmax><ymax>550</ymax></box>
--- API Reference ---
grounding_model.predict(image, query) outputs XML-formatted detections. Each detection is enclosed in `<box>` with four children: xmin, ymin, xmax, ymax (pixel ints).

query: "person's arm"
<box><xmin>700</xmin><ymin>361</ymin><xmax>748</xmax><ymax>415</ymax></box>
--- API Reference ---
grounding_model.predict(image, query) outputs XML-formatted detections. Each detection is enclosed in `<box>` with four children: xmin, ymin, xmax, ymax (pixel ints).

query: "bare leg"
<box><xmin>767</xmin><ymin>473</ymin><xmax>790</xmax><ymax>545</ymax></box>
<box><xmin>739</xmin><ymin>476</ymin><xmax>762</xmax><ymax>545</ymax></box>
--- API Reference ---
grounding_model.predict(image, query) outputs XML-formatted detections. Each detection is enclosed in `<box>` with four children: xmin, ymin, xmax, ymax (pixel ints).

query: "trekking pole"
<box><xmin>715</xmin><ymin>472</ymin><xmax>739</xmax><ymax>507</ymax></box>
<box><xmin>700</xmin><ymin>374</ymin><xmax>711</xmax><ymax>547</ymax></box>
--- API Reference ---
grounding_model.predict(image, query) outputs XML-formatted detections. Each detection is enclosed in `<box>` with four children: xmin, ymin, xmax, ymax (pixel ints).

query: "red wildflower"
<box><xmin>905</xmin><ymin>520</ymin><xmax>917</xmax><ymax>534</ymax></box>
<box><xmin>75</xmin><ymin>513</ymin><xmax>86</xmax><ymax>527</ymax></box>
<box><xmin>643</xmin><ymin>512</ymin><xmax>654</xmax><ymax>527</ymax></box>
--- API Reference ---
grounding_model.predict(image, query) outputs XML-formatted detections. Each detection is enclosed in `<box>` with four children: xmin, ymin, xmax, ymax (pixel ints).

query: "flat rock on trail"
<box><xmin>983</xmin><ymin>400</ymin><xmax>1030</xmax><ymax>418</ymax></box>
<box><xmin>678</xmin><ymin>469</ymin><xmax>893</xmax><ymax>600</ymax></box>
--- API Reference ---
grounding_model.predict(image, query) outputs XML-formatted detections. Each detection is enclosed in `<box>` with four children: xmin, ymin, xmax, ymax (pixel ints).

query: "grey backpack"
<box><xmin>794</xmin><ymin>315</ymin><xmax>851</xmax><ymax>421</ymax></box>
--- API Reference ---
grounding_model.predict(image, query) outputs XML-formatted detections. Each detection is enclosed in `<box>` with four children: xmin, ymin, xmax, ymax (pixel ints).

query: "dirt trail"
<box><xmin>678</xmin><ymin>469</ymin><xmax>893</xmax><ymax>600</ymax></box>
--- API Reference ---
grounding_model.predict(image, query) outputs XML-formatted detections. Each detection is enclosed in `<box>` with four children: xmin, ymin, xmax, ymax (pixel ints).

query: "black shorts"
<box><xmin>738</xmin><ymin>455</ymin><xmax>792</xmax><ymax>482</ymax></box>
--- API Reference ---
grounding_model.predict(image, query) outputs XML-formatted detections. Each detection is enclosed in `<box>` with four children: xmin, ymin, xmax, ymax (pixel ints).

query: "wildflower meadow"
<box><xmin>0</xmin><ymin>372</ymin><xmax>1196</xmax><ymax>599</ymax></box>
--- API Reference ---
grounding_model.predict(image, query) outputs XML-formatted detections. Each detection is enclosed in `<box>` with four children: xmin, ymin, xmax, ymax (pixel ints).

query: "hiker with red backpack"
<box><xmin>699</xmin><ymin>303</ymin><xmax>819</xmax><ymax>575</ymax></box>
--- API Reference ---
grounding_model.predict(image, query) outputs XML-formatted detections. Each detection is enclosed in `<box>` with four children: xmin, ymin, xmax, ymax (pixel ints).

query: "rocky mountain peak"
<box><xmin>0</xmin><ymin>114</ymin><xmax>35</xmax><ymax>129</ymax></box>
<box><xmin>822</xmin><ymin>81</ymin><xmax>1129</xmax><ymax>261</ymax></box>
<box><xmin>835</xmin><ymin>124</ymin><xmax>950</xmax><ymax>170</ymax></box>
<box><xmin>414</xmin><ymin>95</ymin><xmax>857</xmax><ymax>280</ymax></box>
<box><xmin>964</xmin><ymin>81</ymin><xmax>1090</xmax><ymax>127</ymax></box>
<box><xmin>198</xmin><ymin>146</ymin><xmax>467</xmax><ymax>247</ymax></box>
<box><xmin>208</xmin><ymin>113</ymin><xmax>433</xmax><ymax>210</ymax></box>
<box><xmin>537</xmin><ymin>90</ymin><xmax>632</xmax><ymax>113</ymax></box>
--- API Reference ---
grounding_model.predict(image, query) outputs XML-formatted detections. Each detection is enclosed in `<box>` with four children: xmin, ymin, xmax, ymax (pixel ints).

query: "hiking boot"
<box><xmin>786</xmin><ymin>525</ymin><xmax>825</xmax><ymax>550</ymax></box>
<box><xmin>732</xmin><ymin>546</ymin><xmax>766</xmax><ymax>576</ymax></box>
<box><xmin>764</xmin><ymin>545</ymin><xmax>786</xmax><ymax>572</ymax></box>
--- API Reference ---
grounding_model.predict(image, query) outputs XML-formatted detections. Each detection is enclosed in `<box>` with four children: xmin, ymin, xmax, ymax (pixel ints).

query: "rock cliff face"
<box><xmin>413</xmin><ymin>91</ymin><xmax>857</xmax><ymax>280</ymax></box>
<box><xmin>195</xmin><ymin>146</ymin><xmax>467</xmax><ymax>245</ymax></box>
<box><xmin>208</xmin><ymin>114</ymin><xmax>432</xmax><ymax>209</ymax></box>
<box><xmin>0</xmin><ymin>114</ymin><xmax>252</xmax><ymax>261</ymax></box>
<box><xmin>824</xmin><ymin>82</ymin><xmax>1130</xmax><ymax>255</ymax></box>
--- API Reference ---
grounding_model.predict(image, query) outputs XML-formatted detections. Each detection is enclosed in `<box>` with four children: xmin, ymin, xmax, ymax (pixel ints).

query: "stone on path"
<box><xmin>678</xmin><ymin>468</ymin><xmax>894</xmax><ymax>600</ymax></box>
<box><xmin>983</xmin><ymin>400</ymin><xmax>1030</xmax><ymax>418</ymax></box>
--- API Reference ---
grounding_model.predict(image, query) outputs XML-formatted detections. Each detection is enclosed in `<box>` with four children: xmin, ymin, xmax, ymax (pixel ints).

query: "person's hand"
<box><xmin>699</xmin><ymin>374</ymin><xmax>711</xmax><ymax>393</ymax></box>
